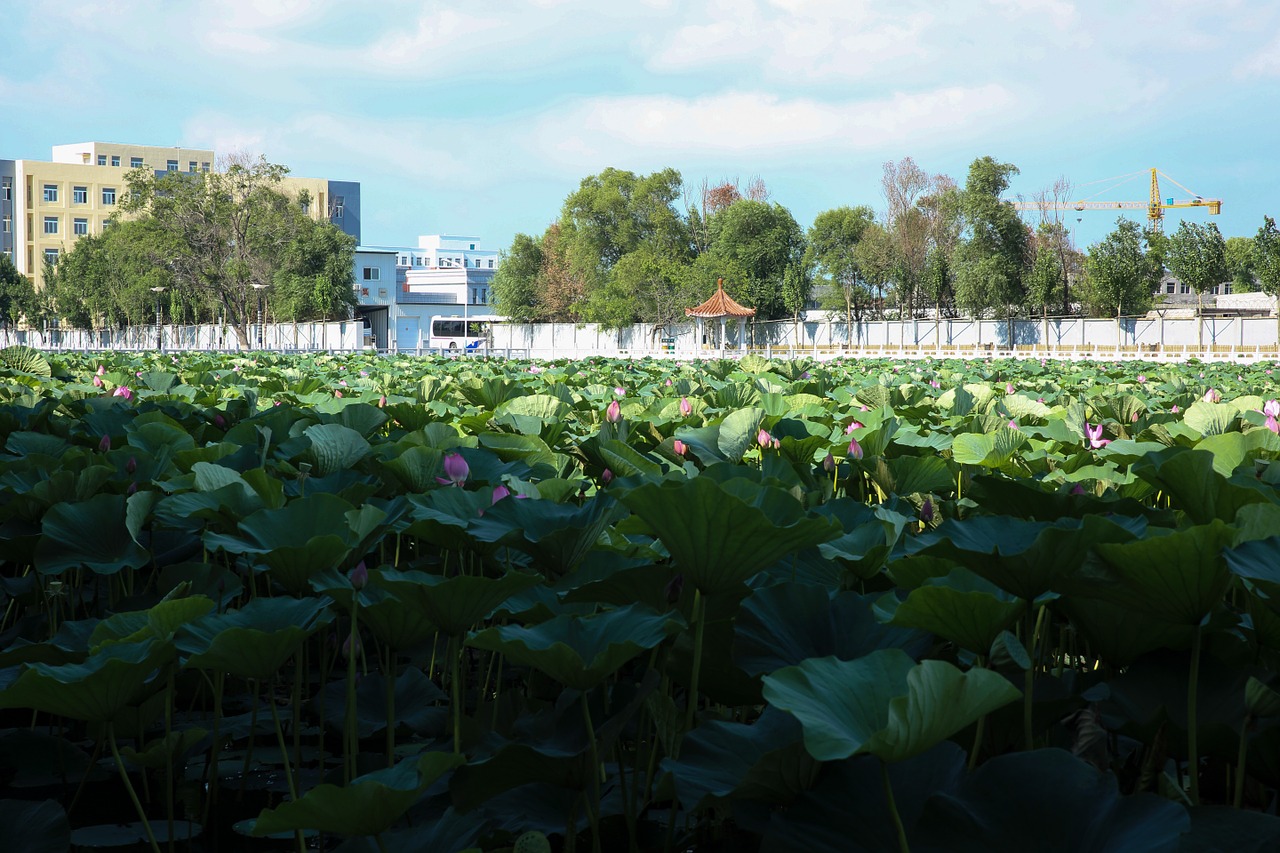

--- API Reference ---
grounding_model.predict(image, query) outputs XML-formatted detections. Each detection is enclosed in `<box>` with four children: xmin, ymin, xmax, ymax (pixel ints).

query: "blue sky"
<box><xmin>3</xmin><ymin>0</ymin><xmax>1278</xmax><ymax>254</ymax></box>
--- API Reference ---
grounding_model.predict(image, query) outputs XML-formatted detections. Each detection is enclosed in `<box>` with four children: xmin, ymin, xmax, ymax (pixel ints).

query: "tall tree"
<box><xmin>1025</xmin><ymin>225</ymin><xmax>1066</xmax><ymax>323</ymax></box>
<box><xmin>490</xmin><ymin>233</ymin><xmax>544</xmax><ymax>322</ymax></box>
<box><xmin>1224</xmin><ymin>236</ymin><xmax>1257</xmax><ymax>292</ymax></box>
<box><xmin>1252</xmin><ymin>217</ymin><xmax>1280</xmax><ymax>341</ymax></box>
<box><xmin>1082</xmin><ymin>217</ymin><xmax>1159</xmax><ymax>319</ymax></box>
<box><xmin>808</xmin><ymin>205</ymin><xmax>876</xmax><ymax>339</ymax></box>
<box><xmin>952</xmin><ymin>157</ymin><xmax>1030</xmax><ymax>321</ymax></box>
<box><xmin>0</xmin><ymin>252</ymin><xmax>38</xmax><ymax>331</ymax></box>
<box><xmin>708</xmin><ymin>200</ymin><xmax>807</xmax><ymax>323</ymax></box>
<box><xmin>1165</xmin><ymin>220</ymin><xmax>1228</xmax><ymax>348</ymax></box>
<box><xmin>881</xmin><ymin>157</ymin><xmax>933</xmax><ymax>319</ymax></box>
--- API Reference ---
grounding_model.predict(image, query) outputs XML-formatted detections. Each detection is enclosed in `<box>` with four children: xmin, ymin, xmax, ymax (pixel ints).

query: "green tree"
<box><xmin>807</xmin><ymin>205</ymin><xmax>876</xmax><ymax>339</ymax></box>
<box><xmin>952</xmin><ymin>157</ymin><xmax>1029</xmax><ymax>320</ymax></box>
<box><xmin>1025</xmin><ymin>224</ymin><xmax>1068</xmax><ymax>321</ymax></box>
<box><xmin>587</xmin><ymin>247</ymin><xmax>702</xmax><ymax>336</ymax></box>
<box><xmin>110</xmin><ymin>155</ymin><xmax>352</xmax><ymax>346</ymax></box>
<box><xmin>490</xmin><ymin>233</ymin><xmax>544</xmax><ymax>322</ymax></box>
<box><xmin>1253</xmin><ymin>217</ymin><xmax>1280</xmax><ymax>340</ymax></box>
<box><xmin>1165</xmin><ymin>221</ymin><xmax>1228</xmax><ymax>349</ymax></box>
<box><xmin>1225</xmin><ymin>236</ymin><xmax>1257</xmax><ymax>292</ymax></box>
<box><xmin>708</xmin><ymin>200</ymin><xmax>806</xmax><ymax>322</ymax></box>
<box><xmin>1082</xmin><ymin>217</ymin><xmax>1159</xmax><ymax>319</ymax></box>
<box><xmin>0</xmin><ymin>252</ymin><xmax>38</xmax><ymax>330</ymax></box>
<box><xmin>853</xmin><ymin>223</ymin><xmax>895</xmax><ymax>320</ymax></box>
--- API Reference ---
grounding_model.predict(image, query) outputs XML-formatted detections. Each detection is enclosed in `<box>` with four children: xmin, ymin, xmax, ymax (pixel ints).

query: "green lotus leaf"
<box><xmin>716</xmin><ymin>407</ymin><xmax>766</xmax><ymax>462</ymax></box>
<box><xmin>497</xmin><ymin>393</ymin><xmax>571</xmax><ymax>422</ymax></box>
<box><xmin>914</xmin><ymin>748</ymin><xmax>1188</xmax><ymax>852</ymax></box>
<box><xmin>35</xmin><ymin>493</ymin><xmax>151</xmax><ymax>576</ymax></box>
<box><xmin>1184</xmin><ymin>400</ymin><xmax>1239</xmax><ymax>436</ymax></box>
<box><xmin>1132</xmin><ymin>447</ymin><xmax>1272</xmax><ymax>525</ymax></box>
<box><xmin>1056</xmin><ymin>596</ymin><xmax>1191</xmax><ymax>668</ymax></box>
<box><xmin>733</xmin><ymin>584</ymin><xmax>929</xmax><ymax>677</ymax></box>
<box><xmin>376</xmin><ymin>568</ymin><xmax>541</xmax><ymax>637</ymax></box>
<box><xmin>1088</xmin><ymin>520</ymin><xmax>1236</xmax><ymax>626</ymax></box>
<box><xmin>0</xmin><ymin>345</ymin><xmax>52</xmax><ymax>377</ymax></box>
<box><xmin>469</xmin><ymin>495</ymin><xmax>621</xmax><ymax>577</ymax></box>
<box><xmin>467</xmin><ymin>603</ymin><xmax>684</xmax><ymax>690</ymax></box>
<box><xmin>0</xmin><ymin>639</ymin><xmax>174</xmax><ymax>722</ymax></box>
<box><xmin>251</xmin><ymin>751</ymin><xmax>463</xmax><ymax>838</ymax></box>
<box><xmin>868</xmin><ymin>455</ymin><xmax>955</xmax><ymax>498</ymax></box>
<box><xmin>885</xmin><ymin>569</ymin><xmax>1026</xmax><ymax>654</ymax></box>
<box><xmin>0</xmin><ymin>798</ymin><xmax>69</xmax><ymax>853</ymax></box>
<box><xmin>176</xmin><ymin>596</ymin><xmax>334</xmax><ymax>680</ymax></box>
<box><xmin>305</xmin><ymin>422</ymin><xmax>371</xmax><ymax>476</ymax></box>
<box><xmin>90</xmin><ymin>595</ymin><xmax>216</xmax><ymax>650</ymax></box>
<box><xmin>620</xmin><ymin>475</ymin><xmax>840</xmax><ymax>594</ymax></box>
<box><xmin>762</xmin><ymin>649</ymin><xmax>1020</xmax><ymax>763</ymax></box>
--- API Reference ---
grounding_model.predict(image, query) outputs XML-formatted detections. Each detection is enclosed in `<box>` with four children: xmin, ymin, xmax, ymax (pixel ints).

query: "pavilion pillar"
<box><xmin>719</xmin><ymin>317</ymin><xmax>727</xmax><ymax>356</ymax></box>
<box><xmin>739</xmin><ymin>318</ymin><xmax>747</xmax><ymax>351</ymax></box>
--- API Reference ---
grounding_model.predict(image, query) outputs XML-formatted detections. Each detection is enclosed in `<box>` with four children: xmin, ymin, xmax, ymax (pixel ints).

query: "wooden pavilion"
<box><xmin>685</xmin><ymin>278</ymin><xmax>755</xmax><ymax>353</ymax></box>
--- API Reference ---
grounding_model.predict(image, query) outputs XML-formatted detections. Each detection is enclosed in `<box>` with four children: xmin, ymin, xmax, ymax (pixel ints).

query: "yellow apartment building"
<box><xmin>0</xmin><ymin>142</ymin><xmax>361</xmax><ymax>289</ymax></box>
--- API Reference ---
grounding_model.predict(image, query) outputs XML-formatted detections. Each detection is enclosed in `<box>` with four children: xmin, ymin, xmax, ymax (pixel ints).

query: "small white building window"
<box><xmin>74</xmin><ymin>218</ymin><xmax>89</xmax><ymax>235</ymax></box>
<box><xmin>43</xmin><ymin>184</ymin><xmax>58</xmax><ymax>203</ymax></box>
<box><xmin>102</xmin><ymin>187</ymin><xmax>117</xmax><ymax>205</ymax></box>
<box><xmin>111</xmin><ymin>155</ymin><xmax>120</xmax><ymax>167</ymax></box>
<box><xmin>73</xmin><ymin>186</ymin><xmax>88</xmax><ymax>204</ymax></box>
<box><xmin>488</xmin><ymin>259</ymin><xmax>494</xmax><ymax>268</ymax></box>
<box><xmin>166</xmin><ymin>160</ymin><xmax>178</xmax><ymax>172</ymax></box>
<box><xmin>131</xmin><ymin>157</ymin><xmax>143</xmax><ymax>168</ymax></box>
<box><xmin>97</xmin><ymin>155</ymin><xmax>107</xmax><ymax>166</ymax></box>
<box><xmin>43</xmin><ymin>216</ymin><xmax>59</xmax><ymax>235</ymax></box>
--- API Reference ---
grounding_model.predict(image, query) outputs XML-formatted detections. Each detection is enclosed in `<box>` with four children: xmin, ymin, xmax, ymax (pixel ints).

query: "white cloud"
<box><xmin>1235</xmin><ymin>35</ymin><xmax>1280</xmax><ymax>78</ymax></box>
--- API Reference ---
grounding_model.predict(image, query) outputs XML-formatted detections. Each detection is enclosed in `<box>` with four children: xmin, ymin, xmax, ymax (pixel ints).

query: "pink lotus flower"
<box><xmin>334</xmin><ymin>391</ymin><xmax>343</xmax><ymax>398</ymax></box>
<box><xmin>438</xmin><ymin>453</ymin><xmax>469</xmax><ymax>486</ymax></box>
<box><xmin>679</xmin><ymin>397</ymin><xmax>692</xmax><ymax>417</ymax></box>
<box><xmin>1070</xmin><ymin>484</ymin><xmax>1086</xmax><ymax>496</ymax></box>
<box><xmin>360</xmin><ymin>370</ymin><xmax>369</xmax><ymax>377</ymax></box>
<box><xmin>1006</xmin><ymin>383</ymin><xmax>1015</xmax><ymax>394</ymax></box>
<box><xmin>1085</xmin><ymin>422</ymin><xmax>1110</xmax><ymax>449</ymax></box>
<box><xmin>665</xmin><ymin>378</ymin><xmax>673</xmax><ymax>387</ymax></box>
<box><xmin>126</xmin><ymin>456</ymin><xmax>137</xmax><ymax>473</ymax></box>
<box><xmin>672</xmin><ymin>439</ymin><xmax>687</xmax><ymax>457</ymax></box>
<box><xmin>529</xmin><ymin>365</ymin><xmax>542</xmax><ymax>374</ymax></box>
<box><xmin>1131</xmin><ymin>412</ymin><xmax>1139</xmax><ymax>423</ymax></box>
<box><xmin>96</xmin><ymin>365</ymin><xmax>105</xmax><ymax>376</ymax></box>
<box><xmin>378</xmin><ymin>395</ymin><xmax>387</xmax><ymax>407</ymax></box>
<box><xmin>848</xmin><ymin>436</ymin><xmax>863</xmax><ymax>460</ymax></box>
<box><xmin>860</xmin><ymin>405</ymin><xmax>869</xmax><ymax>412</ymax></box>
<box><xmin>1008</xmin><ymin>419</ymin><xmax>1019</xmax><ymax>430</ymax></box>
<box><xmin>93</xmin><ymin>375</ymin><xmax>103</xmax><ymax>388</ymax></box>
<box><xmin>614</xmin><ymin>386</ymin><xmax>625</xmax><ymax>397</ymax></box>
<box><xmin>1172</xmin><ymin>404</ymin><xmax>1180</xmax><ymax>414</ymax></box>
<box><xmin>1136</xmin><ymin>375</ymin><xmax>1146</xmax><ymax>384</ymax></box>
<box><xmin>349</xmin><ymin>561</ymin><xmax>368</xmax><ymax>590</ymax></box>
<box><xmin>845</xmin><ymin>421</ymin><xmax>863</xmax><ymax>434</ymax></box>
<box><xmin>758</xmin><ymin>429</ymin><xmax>773</xmax><ymax>448</ymax></box>
<box><xmin>822</xmin><ymin>452</ymin><xmax>835</xmax><ymax>473</ymax></box>
<box><xmin>98</xmin><ymin>434</ymin><xmax>111</xmax><ymax>452</ymax></box>
<box><xmin>1268</xmin><ymin>415</ymin><xmax>1280</xmax><ymax>435</ymax></box>
<box><xmin>1203</xmin><ymin>388</ymin><xmax>1221</xmax><ymax>403</ymax></box>
<box><xmin>214</xmin><ymin>414</ymin><xmax>226</xmax><ymax>429</ymax></box>
<box><xmin>339</xmin><ymin>379</ymin><xmax>347</xmax><ymax>386</ymax></box>
<box><xmin>1264</xmin><ymin>400</ymin><xmax>1280</xmax><ymax>419</ymax></box>
<box><xmin>919</xmin><ymin>498</ymin><xmax>934</xmax><ymax>524</ymax></box>
<box><xmin>601</xmin><ymin>468</ymin><xmax>613</xmax><ymax>485</ymax></box>
<box><xmin>929</xmin><ymin>379</ymin><xmax>940</xmax><ymax>389</ymax></box>
<box><xmin>112</xmin><ymin>386</ymin><xmax>133</xmax><ymax>401</ymax></box>
<box><xmin>605</xmin><ymin>399</ymin><xmax>621</xmax><ymax>423</ymax></box>
<box><xmin>491</xmin><ymin>484</ymin><xmax>511</xmax><ymax>503</ymax></box>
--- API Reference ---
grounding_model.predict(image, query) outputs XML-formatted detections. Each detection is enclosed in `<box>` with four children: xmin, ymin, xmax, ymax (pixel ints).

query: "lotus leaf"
<box><xmin>0</xmin><ymin>638</ymin><xmax>173</xmax><ymax>722</ymax></box>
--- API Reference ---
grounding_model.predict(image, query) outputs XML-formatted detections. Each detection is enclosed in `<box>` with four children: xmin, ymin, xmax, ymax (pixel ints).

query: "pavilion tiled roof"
<box><xmin>685</xmin><ymin>278</ymin><xmax>756</xmax><ymax>319</ymax></box>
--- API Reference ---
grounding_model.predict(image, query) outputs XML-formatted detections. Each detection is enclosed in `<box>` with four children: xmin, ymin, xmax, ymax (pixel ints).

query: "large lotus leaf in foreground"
<box><xmin>467</xmin><ymin>603</ymin><xmax>684</xmax><ymax>690</ymax></box>
<box><xmin>884</xmin><ymin>568</ymin><xmax>1026</xmax><ymax>654</ymax></box>
<box><xmin>251</xmin><ymin>751</ymin><xmax>463</xmax><ymax>838</ymax></box>
<box><xmin>762</xmin><ymin>649</ymin><xmax>1020</xmax><ymax>764</ymax></box>
<box><xmin>175</xmin><ymin>596</ymin><xmax>334</xmax><ymax>680</ymax></box>
<box><xmin>376</xmin><ymin>568</ymin><xmax>541</xmax><ymax>637</ymax></box>
<box><xmin>913</xmin><ymin>749</ymin><xmax>1188</xmax><ymax>853</ymax></box>
<box><xmin>35</xmin><ymin>492</ymin><xmax>151</xmax><ymax>576</ymax></box>
<box><xmin>620</xmin><ymin>475</ymin><xmax>840</xmax><ymax>594</ymax></box>
<box><xmin>468</xmin><ymin>495</ymin><xmax>622</xmax><ymax>577</ymax></box>
<box><xmin>0</xmin><ymin>638</ymin><xmax>173</xmax><ymax>722</ymax></box>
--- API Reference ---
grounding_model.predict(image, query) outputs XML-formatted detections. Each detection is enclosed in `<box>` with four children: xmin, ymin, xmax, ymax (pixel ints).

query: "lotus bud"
<box><xmin>349</xmin><ymin>561</ymin><xmax>368</xmax><ymax>590</ymax></box>
<box><xmin>96</xmin><ymin>365</ymin><xmax>105</xmax><ymax>376</ymax></box>
<box><xmin>672</xmin><ymin>439</ymin><xmax>687</xmax><ymax>457</ymax></box>
<box><xmin>378</xmin><ymin>395</ymin><xmax>387</xmax><ymax>408</ymax></box>
<box><xmin>1008</xmin><ymin>419</ymin><xmax>1018</xmax><ymax>430</ymax></box>
<box><xmin>1131</xmin><ymin>411</ymin><xmax>1139</xmax><ymax>423</ymax></box>
<box><xmin>492</xmin><ymin>484</ymin><xmax>511</xmax><ymax>504</ymax></box>
<box><xmin>614</xmin><ymin>386</ymin><xmax>625</xmax><ymax>397</ymax></box>
<box><xmin>1069</xmin><ymin>484</ymin><xmax>1086</xmax><ymax>496</ymax></box>
<box><xmin>214</xmin><ymin>414</ymin><xmax>226</xmax><ymax>429</ymax></box>
<box><xmin>1136</xmin><ymin>375</ymin><xmax>1147</xmax><ymax>384</ymax></box>
<box><xmin>126</xmin><ymin>481</ymin><xmax>138</xmax><ymax>495</ymax></box>
<box><xmin>1006</xmin><ymin>383</ymin><xmax>1015</xmax><ymax>394</ymax></box>
<box><xmin>605</xmin><ymin>400</ymin><xmax>621</xmax><ymax>423</ymax></box>
<box><xmin>680</xmin><ymin>397</ymin><xmax>692</xmax><ymax>417</ymax></box>
<box><xmin>93</xmin><ymin>375</ymin><xmax>104</xmax><ymax>388</ymax></box>
<box><xmin>441</xmin><ymin>453</ymin><xmax>469</xmax><ymax>486</ymax></box>
<box><xmin>664</xmin><ymin>573</ymin><xmax>684</xmax><ymax>605</ymax></box>
<box><xmin>126</xmin><ymin>456</ymin><xmax>137</xmax><ymax>474</ymax></box>
<box><xmin>113</xmin><ymin>386</ymin><xmax>133</xmax><ymax>400</ymax></box>
<box><xmin>822</xmin><ymin>452</ymin><xmax>835</xmax><ymax>473</ymax></box>
<box><xmin>848</xmin><ymin>436</ymin><xmax>863</xmax><ymax>460</ymax></box>
<box><xmin>601</xmin><ymin>468</ymin><xmax>613</xmax><ymax>485</ymax></box>
<box><xmin>665</xmin><ymin>378</ymin><xmax>673</xmax><ymax>387</ymax></box>
<box><xmin>98</xmin><ymin>434</ymin><xmax>111</xmax><ymax>452</ymax></box>
<box><xmin>334</xmin><ymin>390</ymin><xmax>343</xmax><ymax>398</ymax></box>
<box><xmin>1203</xmin><ymin>388</ymin><xmax>1221</xmax><ymax>403</ymax></box>
<box><xmin>929</xmin><ymin>379</ymin><xmax>940</xmax><ymax>389</ymax></box>
<box><xmin>343</xmin><ymin>632</ymin><xmax>362</xmax><ymax>660</ymax></box>
<box><xmin>845</xmin><ymin>421</ymin><xmax>862</xmax><ymax>434</ymax></box>
<box><xmin>919</xmin><ymin>498</ymin><xmax>934</xmax><ymax>524</ymax></box>
<box><xmin>757</xmin><ymin>428</ymin><xmax>772</xmax><ymax>447</ymax></box>
<box><xmin>1171</xmin><ymin>404</ymin><xmax>1180</xmax><ymax>414</ymax></box>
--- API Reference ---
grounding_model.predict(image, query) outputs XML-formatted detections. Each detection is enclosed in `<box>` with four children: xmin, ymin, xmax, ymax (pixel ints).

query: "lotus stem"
<box><xmin>241</xmin><ymin>679</ymin><xmax>259</xmax><ymax>798</ymax></box>
<box><xmin>582</xmin><ymin>692</ymin><xmax>603</xmax><ymax>853</ymax></box>
<box><xmin>346</xmin><ymin>608</ymin><xmax>360</xmax><ymax>783</ymax></box>
<box><xmin>1188</xmin><ymin>623</ymin><xmax>1203</xmax><ymax>806</ymax></box>
<box><xmin>451</xmin><ymin>637</ymin><xmax>463</xmax><ymax>755</ymax></box>
<box><xmin>969</xmin><ymin>655</ymin><xmax>986</xmax><ymax>771</ymax></box>
<box><xmin>880</xmin><ymin>759</ymin><xmax>910</xmax><ymax>853</ymax></box>
<box><xmin>1023</xmin><ymin>604</ymin><xmax>1035</xmax><ymax>751</ymax></box>
<box><xmin>164</xmin><ymin>669</ymin><xmax>175</xmax><ymax>853</ymax></box>
<box><xmin>1235</xmin><ymin>712</ymin><xmax>1251</xmax><ymax>809</ymax></box>
<box><xmin>265</xmin><ymin>679</ymin><xmax>307</xmax><ymax>853</ymax></box>
<box><xmin>385</xmin><ymin>645</ymin><xmax>396</xmax><ymax>767</ymax></box>
<box><xmin>684</xmin><ymin>589</ymin><xmax>706</xmax><ymax>738</ymax></box>
<box><xmin>292</xmin><ymin>648</ymin><xmax>303</xmax><ymax>782</ymax></box>
<box><xmin>108</xmin><ymin>722</ymin><xmax>163</xmax><ymax>853</ymax></box>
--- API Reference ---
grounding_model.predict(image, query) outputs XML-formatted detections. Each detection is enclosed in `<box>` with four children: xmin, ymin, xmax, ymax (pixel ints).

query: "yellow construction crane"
<box><xmin>1011</xmin><ymin>168</ymin><xmax>1221</xmax><ymax>230</ymax></box>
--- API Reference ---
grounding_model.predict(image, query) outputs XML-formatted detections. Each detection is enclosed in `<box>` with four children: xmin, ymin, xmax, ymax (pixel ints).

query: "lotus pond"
<box><xmin>2</xmin><ymin>347</ymin><xmax>1280</xmax><ymax>852</ymax></box>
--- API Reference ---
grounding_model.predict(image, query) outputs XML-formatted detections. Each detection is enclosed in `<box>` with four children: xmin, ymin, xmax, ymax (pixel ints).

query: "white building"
<box><xmin>354</xmin><ymin>234</ymin><xmax>500</xmax><ymax>350</ymax></box>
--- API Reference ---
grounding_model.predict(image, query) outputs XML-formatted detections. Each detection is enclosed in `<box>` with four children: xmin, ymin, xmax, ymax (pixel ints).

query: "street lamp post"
<box><xmin>150</xmin><ymin>286</ymin><xmax>167</xmax><ymax>351</ymax></box>
<box><xmin>250</xmin><ymin>283</ymin><xmax>270</xmax><ymax>351</ymax></box>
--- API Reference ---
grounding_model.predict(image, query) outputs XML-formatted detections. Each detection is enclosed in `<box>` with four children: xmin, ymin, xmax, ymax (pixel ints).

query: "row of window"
<box><xmin>42</xmin><ymin>184</ymin><xmax>117</xmax><ymax>205</ymax></box>
<box><xmin>42</xmin><ymin>216</ymin><xmax>93</xmax><ymax>236</ymax></box>
<box><xmin>1162</xmin><ymin>281</ymin><xmax>1232</xmax><ymax>296</ymax></box>
<box><xmin>395</xmin><ymin>255</ymin><xmax>496</xmax><ymax>269</ymax></box>
<box><xmin>92</xmin><ymin>154</ymin><xmax>210</xmax><ymax>172</ymax></box>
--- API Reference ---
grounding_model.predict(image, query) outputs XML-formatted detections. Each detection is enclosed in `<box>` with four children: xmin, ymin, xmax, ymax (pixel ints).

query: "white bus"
<box><xmin>428</xmin><ymin>316</ymin><xmax>493</xmax><ymax>350</ymax></box>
